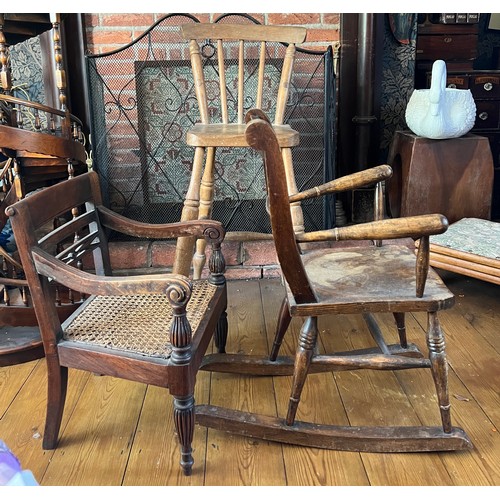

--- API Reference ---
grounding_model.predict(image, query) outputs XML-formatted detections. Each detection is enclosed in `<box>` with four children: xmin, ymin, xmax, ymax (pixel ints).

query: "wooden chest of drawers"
<box><xmin>415</xmin><ymin>21</ymin><xmax>479</xmax><ymax>88</ymax></box>
<box><xmin>442</xmin><ymin>70</ymin><xmax>500</xmax><ymax>220</ymax></box>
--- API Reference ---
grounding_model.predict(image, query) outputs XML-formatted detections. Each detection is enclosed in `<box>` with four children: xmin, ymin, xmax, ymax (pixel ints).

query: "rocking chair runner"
<box><xmin>195</xmin><ymin>109</ymin><xmax>472</xmax><ymax>452</ymax></box>
<box><xmin>6</xmin><ymin>171</ymin><xmax>228</xmax><ymax>475</ymax></box>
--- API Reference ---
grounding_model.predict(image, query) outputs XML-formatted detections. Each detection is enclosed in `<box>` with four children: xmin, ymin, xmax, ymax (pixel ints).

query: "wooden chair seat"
<box><xmin>186</xmin><ymin>123</ymin><xmax>300</xmax><ymax>148</ymax></box>
<box><xmin>294</xmin><ymin>244</ymin><xmax>454</xmax><ymax>314</ymax></box>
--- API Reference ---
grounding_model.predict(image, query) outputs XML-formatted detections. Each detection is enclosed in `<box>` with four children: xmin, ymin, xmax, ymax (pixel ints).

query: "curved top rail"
<box><xmin>181</xmin><ymin>23</ymin><xmax>307</xmax><ymax>44</ymax></box>
<box><xmin>0</xmin><ymin>94</ymin><xmax>83</xmax><ymax>127</ymax></box>
<box><xmin>86</xmin><ymin>13</ymin><xmax>199</xmax><ymax>58</ymax></box>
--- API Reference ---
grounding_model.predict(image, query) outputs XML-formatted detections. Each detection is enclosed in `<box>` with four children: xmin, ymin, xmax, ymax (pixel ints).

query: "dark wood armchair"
<box><xmin>196</xmin><ymin>109</ymin><xmax>472</xmax><ymax>452</ymax></box>
<box><xmin>6</xmin><ymin>170</ymin><xmax>228</xmax><ymax>475</ymax></box>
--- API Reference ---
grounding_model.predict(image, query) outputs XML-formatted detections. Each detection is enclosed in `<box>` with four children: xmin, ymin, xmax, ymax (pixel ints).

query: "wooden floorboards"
<box><xmin>0</xmin><ymin>271</ymin><xmax>499</xmax><ymax>486</ymax></box>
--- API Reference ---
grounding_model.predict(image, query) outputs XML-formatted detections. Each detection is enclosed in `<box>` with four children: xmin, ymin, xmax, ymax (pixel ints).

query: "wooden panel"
<box><xmin>387</xmin><ymin>131</ymin><xmax>494</xmax><ymax>223</ymax></box>
<box><xmin>181</xmin><ymin>23</ymin><xmax>307</xmax><ymax>44</ymax></box>
<box><xmin>416</xmin><ymin>34</ymin><xmax>478</xmax><ymax>61</ymax></box>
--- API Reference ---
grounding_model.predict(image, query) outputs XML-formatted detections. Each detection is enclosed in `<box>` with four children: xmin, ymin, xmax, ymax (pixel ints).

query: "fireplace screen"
<box><xmin>86</xmin><ymin>13</ymin><xmax>336</xmax><ymax>236</ymax></box>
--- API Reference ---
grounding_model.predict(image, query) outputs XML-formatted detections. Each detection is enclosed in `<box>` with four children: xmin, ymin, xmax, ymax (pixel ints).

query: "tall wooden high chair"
<box><xmin>173</xmin><ymin>23</ymin><xmax>307</xmax><ymax>279</ymax></box>
<box><xmin>195</xmin><ymin>109</ymin><xmax>472</xmax><ymax>452</ymax></box>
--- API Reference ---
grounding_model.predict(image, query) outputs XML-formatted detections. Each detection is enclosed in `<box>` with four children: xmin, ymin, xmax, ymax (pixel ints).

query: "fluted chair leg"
<box><xmin>173</xmin><ymin>394</ymin><xmax>195</xmax><ymax>476</ymax></box>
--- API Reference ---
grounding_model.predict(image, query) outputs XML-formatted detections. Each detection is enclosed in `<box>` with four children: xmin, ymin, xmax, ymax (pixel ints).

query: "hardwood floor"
<box><xmin>0</xmin><ymin>271</ymin><xmax>499</xmax><ymax>486</ymax></box>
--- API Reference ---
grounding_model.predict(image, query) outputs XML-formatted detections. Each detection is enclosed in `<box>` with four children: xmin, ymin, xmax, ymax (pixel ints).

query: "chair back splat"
<box><xmin>195</xmin><ymin>109</ymin><xmax>472</xmax><ymax>454</ymax></box>
<box><xmin>7</xmin><ymin>171</ymin><xmax>228</xmax><ymax>476</ymax></box>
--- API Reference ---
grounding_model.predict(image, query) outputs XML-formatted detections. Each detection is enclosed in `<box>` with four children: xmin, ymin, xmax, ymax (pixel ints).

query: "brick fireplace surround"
<box><xmin>84</xmin><ymin>13</ymin><xmax>340</xmax><ymax>278</ymax></box>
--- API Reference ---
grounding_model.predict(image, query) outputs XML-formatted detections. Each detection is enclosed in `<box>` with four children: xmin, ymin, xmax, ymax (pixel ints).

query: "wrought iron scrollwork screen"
<box><xmin>86</xmin><ymin>13</ymin><xmax>336</xmax><ymax>235</ymax></box>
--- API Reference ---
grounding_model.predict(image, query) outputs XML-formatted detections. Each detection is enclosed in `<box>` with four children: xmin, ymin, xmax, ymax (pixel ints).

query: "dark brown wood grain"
<box><xmin>7</xmin><ymin>171</ymin><xmax>228</xmax><ymax>476</ymax></box>
<box><xmin>193</xmin><ymin>109</ymin><xmax>471</xmax><ymax>453</ymax></box>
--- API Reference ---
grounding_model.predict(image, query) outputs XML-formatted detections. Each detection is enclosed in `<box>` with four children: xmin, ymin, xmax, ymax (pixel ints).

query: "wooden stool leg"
<box><xmin>281</xmin><ymin>147</ymin><xmax>305</xmax><ymax>236</ymax></box>
<box><xmin>270</xmin><ymin>296</ymin><xmax>291</xmax><ymax>361</ymax></box>
<box><xmin>173</xmin><ymin>147</ymin><xmax>205</xmax><ymax>277</ymax></box>
<box><xmin>427</xmin><ymin>312</ymin><xmax>452</xmax><ymax>433</ymax></box>
<box><xmin>42</xmin><ymin>363</ymin><xmax>68</xmax><ymax>449</ymax></box>
<box><xmin>192</xmin><ymin>147</ymin><xmax>215</xmax><ymax>280</ymax></box>
<box><xmin>173</xmin><ymin>394</ymin><xmax>195</xmax><ymax>476</ymax></box>
<box><xmin>286</xmin><ymin>316</ymin><xmax>318</xmax><ymax>426</ymax></box>
<box><xmin>393</xmin><ymin>312</ymin><xmax>408</xmax><ymax>348</ymax></box>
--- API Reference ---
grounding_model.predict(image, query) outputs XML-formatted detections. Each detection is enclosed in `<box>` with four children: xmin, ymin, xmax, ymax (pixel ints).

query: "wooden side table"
<box><xmin>386</xmin><ymin>131</ymin><xmax>494</xmax><ymax>223</ymax></box>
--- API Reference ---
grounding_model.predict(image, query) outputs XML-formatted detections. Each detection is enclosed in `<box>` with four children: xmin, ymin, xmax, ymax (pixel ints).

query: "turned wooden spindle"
<box><xmin>51</xmin><ymin>14</ymin><xmax>66</xmax><ymax>113</ymax></box>
<box><xmin>0</xmin><ymin>14</ymin><xmax>12</xmax><ymax>95</ymax></box>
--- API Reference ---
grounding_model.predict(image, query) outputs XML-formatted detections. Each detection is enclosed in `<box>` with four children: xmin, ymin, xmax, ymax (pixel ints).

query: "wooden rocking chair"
<box><xmin>195</xmin><ymin>109</ymin><xmax>472</xmax><ymax>452</ymax></box>
<box><xmin>7</xmin><ymin>171</ymin><xmax>228</xmax><ymax>475</ymax></box>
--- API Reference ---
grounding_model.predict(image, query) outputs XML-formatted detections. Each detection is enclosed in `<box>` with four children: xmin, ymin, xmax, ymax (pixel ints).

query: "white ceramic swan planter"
<box><xmin>405</xmin><ymin>59</ymin><xmax>477</xmax><ymax>139</ymax></box>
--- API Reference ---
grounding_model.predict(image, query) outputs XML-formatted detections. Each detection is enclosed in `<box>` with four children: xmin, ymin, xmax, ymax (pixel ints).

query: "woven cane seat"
<box><xmin>63</xmin><ymin>280</ymin><xmax>218</xmax><ymax>359</ymax></box>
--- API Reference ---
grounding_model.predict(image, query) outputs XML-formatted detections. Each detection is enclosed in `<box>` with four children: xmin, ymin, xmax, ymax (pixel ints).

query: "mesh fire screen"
<box><xmin>86</xmin><ymin>14</ymin><xmax>336</xmax><ymax>236</ymax></box>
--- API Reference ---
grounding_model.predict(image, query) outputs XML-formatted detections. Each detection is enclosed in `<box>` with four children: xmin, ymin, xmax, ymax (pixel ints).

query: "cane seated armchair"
<box><xmin>173</xmin><ymin>22</ymin><xmax>307</xmax><ymax>279</ymax></box>
<box><xmin>195</xmin><ymin>109</ymin><xmax>472</xmax><ymax>452</ymax></box>
<box><xmin>6</xmin><ymin>170</ymin><xmax>228</xmax><ymax>475</ymax></box>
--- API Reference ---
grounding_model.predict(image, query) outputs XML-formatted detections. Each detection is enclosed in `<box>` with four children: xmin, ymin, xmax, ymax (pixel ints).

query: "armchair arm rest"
<box><xmin>296</xmin><ymin>214</ymin><xmax>449</xmax><ymax>243</ymax></box>
<box><xmin>31</xmin><ymin>247</ymin><xmax>192</xmax><ymax>298</ymax></box>
<box><xmin>96</xmin><ymin>205</ymin><xmax>224</xmax><ymax>243</ymax></box>
<box><xmin>289</xmin><ymin>165</ymin><xmax>393</xmax><ymax>203</ymax></box>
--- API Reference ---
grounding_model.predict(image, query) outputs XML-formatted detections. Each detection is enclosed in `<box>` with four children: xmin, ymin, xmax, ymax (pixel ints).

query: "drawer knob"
<box><xmin>478</xmin><ymin>111</ymin><xmax>489</xmax><ymax>121</ymax></box>
<box><xmin>483</xmin><ymin>82</ymin><xmax>493</xmax><ymax>91</ymax></box>
<box><xmin>447</xmin><ymin>83</ymin><xmax>457</xmax><ymax>89</ymax></box>
<box><xmin>444</xmin><ymin>37</ymin><xmax>453</xmax><ymax>43</ymax></box>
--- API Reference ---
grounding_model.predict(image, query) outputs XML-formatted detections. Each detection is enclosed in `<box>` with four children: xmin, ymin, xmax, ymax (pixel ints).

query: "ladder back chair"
<box><xmin>173</xmin><ymin>23</ymin><xmax>307</xmax><ymax>279</ymax></box>
<box><xmin>6</xmin><ymin>171</ymin><xmax>228</xmax><ymax>475</ymax></box>
<box><xmin>195</xmin><ymin>110</ymin><xmax>472</xmax><ymax>452</ymax></box>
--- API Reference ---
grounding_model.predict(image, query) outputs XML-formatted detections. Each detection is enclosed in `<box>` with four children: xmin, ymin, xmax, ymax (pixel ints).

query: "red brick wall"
<box><xmin>84</xmin><ymin>13</ymin><xmax>340</xmax><ymax>54</ymax></box>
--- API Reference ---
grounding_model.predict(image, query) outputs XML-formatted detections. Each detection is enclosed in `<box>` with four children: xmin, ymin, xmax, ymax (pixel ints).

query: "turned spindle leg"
<box><xmin>192</xmin><ymin>147</ymin><xmax>215</xmax><ymax>280</ymax></box>
<box><xmin>286</xmin><ymin>316</ymin><xmax>318</xmax><ymax>426</ymax></box>
<box><xmin>427</xmin><ymin>312</ymin><xmax>452</xmax><ymax>433</ymax></box>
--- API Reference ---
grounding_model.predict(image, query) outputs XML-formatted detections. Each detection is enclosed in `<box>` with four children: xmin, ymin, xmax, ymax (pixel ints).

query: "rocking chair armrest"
<box><xmin>96</xmin><ymin>205</ymin><xmax>225</xmax><ymax>244</ymax></box>
<box><xmin>31</xmin><ymin>247</ymin><xmax>193</xmax><ymax>300</ymax></box>
<box><xmin>296</xmin><ymin>214</ymin><xmax>449</xmax><ymax>243</ymax></box>
<box><xmin>289</xmin><ymin>165</ymin><xmax>393</xmax><ymax>203</ymax></box>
